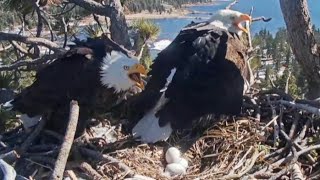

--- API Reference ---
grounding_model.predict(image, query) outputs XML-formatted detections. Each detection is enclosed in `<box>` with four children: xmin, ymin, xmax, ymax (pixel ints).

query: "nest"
<box><xmin>1</xmin><ymin>89</ymin><xmax>320</xmax><ymax>180</ymax></box>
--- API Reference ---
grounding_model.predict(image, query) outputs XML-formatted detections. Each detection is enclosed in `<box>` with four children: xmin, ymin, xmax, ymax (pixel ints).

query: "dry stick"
<box><xmin>79</xmin><ymin>162</ymin><xmax>103</xmax><ymax>180</ymax></box>
<box><xmin>0</xmin><ymin>53</ymin><xmax>65</xmax><ymax>71</ymax></box>
<box><xmin>0</xmin><ymin>151</ymin><xmax>20</xmax><ymax>164</ymax></box>
<box><xmin>50</xmin><ymin>100</ymin><xmax>80</xmax><ymax>180</ymax></box>
<box><xmin>78</xmin><ymin>147</ymin><xmax>134</xmax><ymax>177</ymax></box>
<box><xmin>225</xmin><ymin>0</ymin><xmax>238</xmax><ymax>9</ymax></box>
<box><xmin>278</xmin><ymin>100</ymin><xmax>320</xmax><ymax>116</ymax></box>
<box><xmin>288</xmin><ymin>112</ymin><xmax>299</xmax><ymax>139</ymax></box>
<box><xmin>285</xmin><ymin>71</ymin><xmax>292</xmax><ymax>94</ymax></box>
<box><xmin>61</xmin><ymin>17</ymin><xmax>68</xmax><ymax>48</ymax></box>
<box><xmin>247</xmin><ymin>6</ymin><xmax>254</xmax><ymax>50</ymax></box>
<box><xmin>252</xmin><ymin>16</ymin><xmax>272</xmax><ymax>22</ymax></box>
<box><xmin>222</xmin><ymin>150</ymin><xmax>264</xmax><ymax>179</ymax></box>
<box><xmin>64</xmin><ymin>170</ymin><xmax>77</xmax><ymax>180</ymax></box>
<box><xmin>291</xmin><ymin>163</ymin><xmax>304</xmax><ymax>180</ymax></box>
<box><xmin>18</xmin><ymin>117</ymin><xmax>47</xmax><ymax>155</ymax></box>
<box><xmin>0</xmin><ymin>32</ymin><xmax>64</xmax><ymax>53</ymax></box>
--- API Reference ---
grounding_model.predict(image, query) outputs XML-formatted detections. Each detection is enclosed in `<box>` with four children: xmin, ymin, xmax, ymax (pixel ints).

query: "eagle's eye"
<box><xmin>123</xmin><ymin>65</ymin><xmax>130</xmax><ymax>70</ymax></box>
<box><xmin>230</xmin><ymin>16</ymin><xmax>236</xmax><ymax>20</ymax></box>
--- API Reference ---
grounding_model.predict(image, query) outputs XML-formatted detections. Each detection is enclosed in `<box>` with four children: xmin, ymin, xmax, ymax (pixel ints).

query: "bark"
<box><xmin>50</xmin><ymin>100</ymin><xmax>79</xmax><ymax>180</ymax></box>
<box><xmin>279</xmin><ymin>0</ymin><xmax>320</xmax><ymax>99</ymax></box>
<box><xmin>0</xmin><ymin>32</ymin><xmax>64</xmax><ymax>53</ymax></box>
<box><xmin>68</xmin><ymin>0</ymin><xmax>131</xmax><ymax>48</ymax></box>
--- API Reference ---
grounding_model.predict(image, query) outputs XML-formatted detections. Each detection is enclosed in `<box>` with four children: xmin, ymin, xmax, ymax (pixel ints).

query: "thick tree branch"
<box><xmin>67</xmin><ymin>0</ymin><xmax>131</xmax><ymax>48</ymax></box>
<box><xmin>50</xmin><ymin>100</ymin><xmax>79</xmax><ymax>180</ymax></box>
<box><xmin>0</xmin><ymin>53</ymin><xmax>64</xmax><ymax>71</ymax></box>
<box><xmin>0</xmin><ymin>32</ymin><xmax>65</xmax><ymax>53</ymax></box>
<box><xmin>280</xmin><ymin>0</ymin><xmax>320</xmax><ymax>99</ymax></box>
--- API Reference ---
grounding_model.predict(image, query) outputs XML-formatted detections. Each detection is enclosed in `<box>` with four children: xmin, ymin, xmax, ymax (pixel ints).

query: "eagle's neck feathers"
<box><xmin>99</xmin><ymin>51</ymin><xmax>137</xmax><ymax>93</ymax></box>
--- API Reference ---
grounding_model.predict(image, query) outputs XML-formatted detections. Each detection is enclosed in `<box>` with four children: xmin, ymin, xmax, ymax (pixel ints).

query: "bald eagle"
<box><xmin>3</xmin><ymin>37</ymin><xmax>146</xmax><ymax>137</ymax></box>
<box><xmin>129</xmin><ymin>9</ymin><xmax>252</xmax><ymax>143</ymax></box>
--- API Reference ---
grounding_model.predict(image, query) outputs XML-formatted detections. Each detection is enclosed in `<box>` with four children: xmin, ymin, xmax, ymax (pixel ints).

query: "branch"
<box><xmin>0</xmin><ymin>44</ymin><xmax>12</xmax><ymax>52</ymax></box>
<box><xmin>225</xmin><ymin>0</ymin><xmax>238</xmax><ymax>10</ymax></box>
<box><xmin>0</xmin><ymin>53</ymin><xmax>64</xmax><ymax>71</ymax></box>
<box><xmin>252</xmin><ymin>17</ymin><xmax>272</xmax><ymax>22</ymax></box>
<box><xmin>67</xmin><ymin>0</ymin><xmax>131</xmax><ymax>48</ymax></box>
<box><xmin>78</xmin><ymin>147</ymin><xmax>134</xmax><ymax>177</ymax></box>
<box><xmin>18</xmin><ymin>117</ymin><xmax>47</xmax><ymax>155</ymax></box>
<box><xmin>0</xmin><ymin>32</ymin><xmax>65</xmax><ymax>53</ymax></box>
<box><xmin>50</xmin><ymin>100</ymin><xmax>79</xmax><ymax>180</ymax></box>
<box><xmin>10</xmin><ymin>41</ymin><xmax>30</xmax><ymax>55</ymax></box>
<box><xmin>79</xmin><ymin>162</ymin><xmax>103</xmax><ymax>179</ymax></box>
<box><xmin>68</xmin><ymin>0</ymin><xmax>113</xmax><ymax>16</ymax></box>
<box><xmin>277</xmin><ymin>100</ymin><xmax>320</xmax><ymax>115</ymax></box>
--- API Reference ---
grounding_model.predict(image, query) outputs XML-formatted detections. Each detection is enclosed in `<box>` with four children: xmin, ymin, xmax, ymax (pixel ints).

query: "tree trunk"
<box><xmin>279</xmin><ymin>0</ymin><xmax>320</xmax><ymax>99</ymax></box>
<box><xmin>109</xmin><ymin>0</ymin><xmax>132</xmax><ymax>48</ymax></box>
<box><xmin>68</xmin><ymin>0</ymin><xmax>132</xmax><ymax>48</ymax></box>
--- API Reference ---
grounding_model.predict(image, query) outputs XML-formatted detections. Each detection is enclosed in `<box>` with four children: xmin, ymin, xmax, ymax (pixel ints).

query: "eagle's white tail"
<box><xmin>2</xmin><ymin>100</ymin><xmax>13</xmax><ymax>111</ymax></box>
<box><xmin>132</xmin><ymin>94</ymin><xmax>173</xmax><ymax>143</ymax></box>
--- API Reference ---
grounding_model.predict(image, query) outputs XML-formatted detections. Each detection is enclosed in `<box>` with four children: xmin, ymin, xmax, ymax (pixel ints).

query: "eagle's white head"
<box><xmin>208</xmin><ymin>9</ymin><xmax>252</xmax><ymax>36</ymax></box>
<box><xmin>100</xmin><ymin>51</ymin><xmax>147</xmax><ymax>93</ymax></box>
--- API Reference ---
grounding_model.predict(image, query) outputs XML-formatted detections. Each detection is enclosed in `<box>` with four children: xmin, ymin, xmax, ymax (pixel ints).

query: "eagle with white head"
<box><xmin>3</xmin><ymin>37</ymin><xmax>147</xmax><ymax>137</ymax></box>
<box><xmin>128</xmin><ymin>9</ymin><xmax>252</xmax><ymax>143</ymax></box>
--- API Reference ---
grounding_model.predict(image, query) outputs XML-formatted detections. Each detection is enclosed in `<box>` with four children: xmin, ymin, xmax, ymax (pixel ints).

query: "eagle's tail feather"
<box><xmin>132</xmin><ymin>111</ymin><xmax>173</xmax><ymax>143</ymax></box>
<box><xmin>2</xmin><ymin>99</ymin><xmax>13</xmax><ymax>111</ymax></box>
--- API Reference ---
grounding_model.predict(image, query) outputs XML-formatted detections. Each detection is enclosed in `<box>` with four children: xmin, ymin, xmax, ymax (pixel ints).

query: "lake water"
<box><xmin>149</xmin><ymin>0</ymin><xmax>320</xmax><ymax>55</ymax></box>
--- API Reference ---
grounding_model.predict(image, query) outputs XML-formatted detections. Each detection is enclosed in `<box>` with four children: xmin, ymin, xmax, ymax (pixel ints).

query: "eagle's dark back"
<box><xmin>129</xmin><ymin>23</ymin><xmax>249</xmax><ymax>130</ymax></box>
<box><xmin>9</xmin><ymin>38</ymin><xmax>123</xmax><ymax>136</ymax></box>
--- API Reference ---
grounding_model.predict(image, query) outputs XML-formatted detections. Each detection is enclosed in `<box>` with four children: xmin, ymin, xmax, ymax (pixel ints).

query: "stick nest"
<box><xmin>1</xmin><ymin>89</ymin><xmax>320</xmax><ymax>179</ymax></box>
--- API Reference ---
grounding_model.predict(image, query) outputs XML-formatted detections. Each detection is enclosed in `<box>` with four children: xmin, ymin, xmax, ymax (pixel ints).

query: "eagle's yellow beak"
<box><xmin>235</xmin><ymin>14</ymin><xmax>252</xmax><ymax>34</ymax></box>
<box><xmin>128</xmin><ymin>64</ymin><xmax>147</xmax><ymax>89</ymax></box>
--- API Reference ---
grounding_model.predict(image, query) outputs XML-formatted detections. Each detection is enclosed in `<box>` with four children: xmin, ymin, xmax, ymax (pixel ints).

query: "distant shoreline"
<box><xmin>125</xmin><ymin>0</ymin><xmax>229</xmax><ymax>20</ymax></box>
<box><xmin>125</xmin><ymin>9</ymin><xmax>191</xmax><ymax>20</ymax></box>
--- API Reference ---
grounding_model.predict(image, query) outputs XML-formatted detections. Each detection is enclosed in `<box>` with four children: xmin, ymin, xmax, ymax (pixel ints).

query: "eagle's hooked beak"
<box><xmin>128</xmin><ymin>64</ymin><xmax>147</xmax><ymax>89</ymax></box>
<box><xmin>234</xmin><ymin>14</ymin><xmax>252</xmax><ymax>34</ymax></box>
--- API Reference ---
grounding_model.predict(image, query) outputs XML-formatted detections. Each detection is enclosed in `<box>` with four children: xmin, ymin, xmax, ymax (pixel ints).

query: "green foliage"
<box><xmin>251</xmin><ymin>27</ymin><xmax>320</xmax><ymax>98</ymax></box>
<box><xmin>131</xmin><ymin>19</ymin><xmax>160</xmax><ymax>41</ymax></box>
<box><xmin>83</xmin><ymin>24</ymin><xmax>104</xmax><ymax>38</ymax></box>
<box><xmin>2</xmin><ymin>0</ymin><xmax>34</xmax><ymax>15</ymax></box>
<box><xmin>0</xmin><ymin>72</ymin><xmax>14</xmax><ymax>89</ymax></box>
<box><xmin>140</xmin><ymin>46</ymin><xmax>153</xmax><ymax>71</ymax></box>
<box><xmin>250</xmin><ymin>56</ymin><xmax>261</xmax><ymax>71</ymax></box>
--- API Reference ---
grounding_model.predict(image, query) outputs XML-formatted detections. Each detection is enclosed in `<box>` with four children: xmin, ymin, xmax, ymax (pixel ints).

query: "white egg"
<box><xmin>178</xmin><ymin>158</ymin><xmax>189</xmax><ymax>169</ymax></box>
<box><xmin>165</xmin><ymin>147</ymin><xmax>181</xmax><ymax>164</ymax></box>
<box><xmin>165</xmin><ymin>163</ymin><xmax>186</xmax><ymax>176</ymax></box>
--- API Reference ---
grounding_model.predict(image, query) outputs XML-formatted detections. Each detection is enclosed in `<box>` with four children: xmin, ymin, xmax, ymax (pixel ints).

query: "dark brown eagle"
<box><xmin>3</xmin><ymin>37</ymin><xmax>146</xmax><ymax>137</ymax></box>
<box><xmin>128</xmin><ymin>9</ymin><xmax>252</xmax><ymax>143</ymax></box>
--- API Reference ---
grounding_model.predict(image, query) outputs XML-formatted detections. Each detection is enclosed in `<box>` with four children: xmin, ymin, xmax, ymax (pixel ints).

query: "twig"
<box><xmin>0</xmin><ymin>159</ymin><xmax>16</xmax><ymax>180</ymax></box>
<box><xmin>0</xmin><ymin>150</ymin><xmax>19</xmax><ymax>164</ymax></box>
<box><xmin>0</xmin><ymin>32</ymin><xmax>65</xmax><ymax>53</ymax></box>
<box><xmin>50</xmin><ymin>100</ymin><xmax>80</xmax><ymax>180</ymax></box>
<box><xmin>79</xmin><ymin>162</ymin><xmax>103</xmax><ymax>180</ymax></box>
<box><xmin>222</xmin><ymin>150</ymin><xmax>264</xmax><ymax>179</ymax></box>
<box><xmin>277</xmin><ymin>100</ymin><xmax>320</xmax><ymax>116</ymax></box>
<box><xmin>0</xmin><ymin>53</ymin><xmax>64</xmax><ymax>71</ymax></box>
<box><xmin>64</xmin><ymin>170</ymin><xmax>77</xmax><ymax>180</ymax></box>
<box><xmin>296</xmin><ymin>144</ymin><xmax>320</xmax><ymax>157</ymax></box>
<box><xmin>225</xmin><ymin>0</ymin><xmax>238</xmax><ymax>10</ymax></box>
<box><xmin>247</xmin><ymin>6</ymin><xmax>254</xmax><ymax>49</ymax></box>
<box><xmin>285</xmin><ymin>71</ymin><xmax>292</xmax><ymax>94</ymax></box>
<box><xmin>78</xmin><ymin>147</ymin><xmax>134</xmax><ymax>177</ymax></box>
<box><xmin>252</xmin><ymin>16</ymin><xmax>272</xmax><ymax>22</ymax></box>
<box><xmin>18</xmin><ymin>117</ymin><xmax>47</xmax><ymax>155</ymax></box>
<box><xmin>61</xmin><ymin>17</ymin><xmax>68</xmax><ymax>48</ymax></box>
